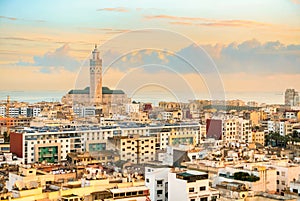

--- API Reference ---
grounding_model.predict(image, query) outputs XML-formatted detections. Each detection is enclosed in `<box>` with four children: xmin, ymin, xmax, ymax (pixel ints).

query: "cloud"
<box><xmin>0</xmin><ymin>37</ymin><xmax>36</xmax><ymax>42</ymax></box>
<box><xmin>97</xmin><ymin>7</ymin><xmax>129</xmax><ymax>12</ymax></box>
<box><xmin>84</xmin><ymin>27</ymin><xmax>131</xmax><ymax>34</ymax></box>
<box><xmin>101</xmin><ymin>39</ymin><xmax>300</xmax><ymax>75</ymax></box>
<box><xmin>0</xmin><ymin>16</ymin><xmax>17</xmax><ymax>20</ymax></box>
<box><xmin>144</xmin><ymin>15</ymin><xmax>208</xmax><ymax>21</ymax></box>
<box><xmin>217</xmin><ymin>39</ymin><xmax>300</xmax><ymax>74</ymax></box>
<box><xmin>0</xmin><ymin>15</ymin><xmax>45</xmax><ymax>22</ymax></box>
<box><xmin>16</xmin><ymin>44</ymin><xmax>80</xmax><ymax>73</ymax></box>
<box><xmin>145</xmin><ymin>14</ymin><xmax>273</xmax><ymax>28</ymax></box>
<box><xmin>290</xmin><ymin>0</ymin><xmax>300</xmax><ymax>4</ymax></box>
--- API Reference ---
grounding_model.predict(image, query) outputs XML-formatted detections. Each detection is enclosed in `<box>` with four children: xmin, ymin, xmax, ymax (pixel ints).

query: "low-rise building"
<box><xmin>168</xmin><ymin>169</ymin><xmax>219</xmax><ymax>201</ymax></box>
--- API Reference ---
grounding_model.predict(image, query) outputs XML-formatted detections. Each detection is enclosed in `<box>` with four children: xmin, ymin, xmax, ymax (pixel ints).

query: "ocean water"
<box><xmin>0</xmin><ymin>91</ymin><xmax>67</xmax><ymax>103</ymax></box>
<box><xmin>0</xmin><ymin>90</ymin><xmax>284</xmax><ymax>105</ymax></box>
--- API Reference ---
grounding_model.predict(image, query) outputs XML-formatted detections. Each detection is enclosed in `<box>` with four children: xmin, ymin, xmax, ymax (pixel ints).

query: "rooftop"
<box><xmin>176</xmin><ymin>170</ymin><xmax>208</xmax><ymax>182</ymax></box>
<box><xmin>68</xmin><ymin>86</ymin><xmax>125</xmax><ymax>95</ymax></box>
<box><xmin>109</xmin><ymin>186</ymin><xmax>148</xmax><ymax>194</ymax></box>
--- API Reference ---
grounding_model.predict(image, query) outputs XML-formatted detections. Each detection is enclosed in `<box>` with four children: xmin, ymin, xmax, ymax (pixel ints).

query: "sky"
<box><xmin>0</xmin><ymin>0</ymin><xmax>299</xmax><ymax>103</ymax></box>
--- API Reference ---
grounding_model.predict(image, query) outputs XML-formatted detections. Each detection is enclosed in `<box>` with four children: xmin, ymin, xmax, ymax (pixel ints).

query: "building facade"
<box><xmin>285</xmin><ymin>89</ymin><xmax>299</xmax><ymax>106</ymax></box>
<box><xmin>10</xmin><ymin>123</ymin><xmax>200</xmax><ymax>164</ymax></box>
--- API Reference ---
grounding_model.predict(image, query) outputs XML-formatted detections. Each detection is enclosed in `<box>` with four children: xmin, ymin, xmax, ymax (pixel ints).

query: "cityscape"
<box><xmin>0</xmin><ymin>1</ymin><xmax>300</xmax><ymax>201</ymax></box>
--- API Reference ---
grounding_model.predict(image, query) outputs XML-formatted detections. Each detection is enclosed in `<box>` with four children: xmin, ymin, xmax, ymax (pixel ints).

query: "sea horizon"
<box><xmin>0</xmin><ymin>90</ymin><xmax>285</xmax><ymax>106</ymax></box>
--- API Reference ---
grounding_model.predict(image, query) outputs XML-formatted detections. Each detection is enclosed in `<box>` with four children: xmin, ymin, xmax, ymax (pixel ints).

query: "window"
<box><xmin>157</xmin><ymin>180</ymin><xmax>163</xmax><ymax>185</ymax></box>
<box><xmin>190</xmin><ymin>199</ymin><xmax>195</xmax><ymax>201</ymax></box>
<box><xmin>146</xmin><ymin>178</ymin><xmax>149</xmax><ymax>183</ymax></box>
<box><xmin>157</xmin><ymin>190</ymin><xmax>163</xmax><ymax>194</ymax></box>
<box><xmin>277</xmin><ymin>180</ymin><xmax>279</xmax><ymax>184</ymax></box>
<box><xmin>189</xmin><ymin>187</ymin><xmax>194</xmax><ymax>192</ymax></box>
<box><xmin>200</xmin><ymin>198</ymin><xmax>208</xmax><ymax>201</ymax></box>
<box><xmin>281</xmin><ymin>172</ymin><xmax>285</xmax><ymax>177</ymax></box>
<box><xmin>200</xmin><ymin>186</ymin><xmax>206</xmax><ymax>191</ymax></box>
<box><xmin>277</xmin><ymin>171</ymin><xmax>280</xmax><ymax>175</ymax></box>
<box><xmin>281</xmin><ymin>181</ymin><xmax>285</xmax><ymax>185</ymax></box>
<box><xmin>211</xmin><ymin>196</ymin><xmax>218</xmax><ymax>201</ymax></box>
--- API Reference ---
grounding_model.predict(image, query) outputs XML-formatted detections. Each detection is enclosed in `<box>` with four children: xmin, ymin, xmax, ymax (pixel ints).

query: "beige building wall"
<box><xmin>252</xmin><ymin>131</ymin><xmax>265</xmax><ymax>145</ymax></box>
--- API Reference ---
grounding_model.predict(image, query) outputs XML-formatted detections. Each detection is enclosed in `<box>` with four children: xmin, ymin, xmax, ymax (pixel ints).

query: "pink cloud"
<box><xmin>97</xmin><ymin>7</ymin><xmax>129</xmax><ymax>12</ymax></box>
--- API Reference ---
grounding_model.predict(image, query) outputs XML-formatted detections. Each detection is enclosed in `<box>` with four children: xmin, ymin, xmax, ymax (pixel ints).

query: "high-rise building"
<box><xmin>285</xmin><ymin>88</ymin><xmax>299</xmax><ymax>106</ymax></box>
<box><xmin>89</xmin><ymin>44</ymin><xmax>102</xmax><ymax>105</ymax></box>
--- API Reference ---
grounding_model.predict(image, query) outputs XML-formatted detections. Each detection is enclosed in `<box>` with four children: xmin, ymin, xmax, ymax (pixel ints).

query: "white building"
<box><xmin>9</xmin><ymin>107</ymin><xmax>20</xmax><ymax>117</ymax></box>
<box><xmin>20</xmin><ymin>107</ymin><xmax>27</xmax><ymax>116</ymax></box>
<box><xmin>238</xmin><ymin>119</ymin><xmax>251</xmax><ymax>143</ymax></box>
<box><xmin>161</xmin><ymin>112</ymin><xmax>173</xmax><ymax>121</ymax></box>
<box><xmin>267</xmin><ymin>120</ymin><xmax>276</xmax><ymax>133</ymax></box>
<box><xmin>285</xmin><ymin>111</ymin><xmax>298</xmax><ymax>119</ymax></box>
<box><xmin>168</xmin><ymin>169</ymin><xmax>219</xmax><ymax>201</ymax></box>
<box><xmin>145</xmin><ymin>166</ymin><xmax>170</xmax><ymax>201</ymax></box>
<box><xmin>32</xmin><ymin>107</ymin><xmax>41</xmax><ymax>117</ymax></box>
<box><xmin>269</xmin><ymin>162</ymin><xmax>300</xmax><ymax>194</ymax></box>
<box><xmin>125</xmin><ymin>103</ymin><xmax>140</xmax><ymax>114</ymax></box>
<box><xmin>73</xmin><ymin>106</ymin><xmax>96</xmax><ymax>117</ymax></box>
<box><xmin>0</xmin><ymin>106</ymin><xmax>6</xmax><ymax>117</ymax></box>
<box><xmin>290</xmin><ymin>174</ymin><xmax>300</xmax><ymax>196</ymax></box>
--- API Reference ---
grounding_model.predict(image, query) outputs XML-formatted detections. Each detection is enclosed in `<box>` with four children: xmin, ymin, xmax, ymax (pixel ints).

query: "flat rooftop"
<box><xmin>110</xmin><ymin>186</ymin><xmax>148</xmax><ymax>194</ymax></box>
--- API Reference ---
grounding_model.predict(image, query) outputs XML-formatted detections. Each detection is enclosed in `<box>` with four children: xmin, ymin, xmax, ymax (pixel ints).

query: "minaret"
<box><xmin>90</xmin><ymin>44</ymin><xmax>102</xmax><ymax>105</ymax></box>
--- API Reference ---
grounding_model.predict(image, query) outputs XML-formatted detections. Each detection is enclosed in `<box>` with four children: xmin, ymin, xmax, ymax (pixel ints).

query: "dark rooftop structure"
<box><xmin>176</xmin><ymin>170</ymin><xmax>208</xmax><ymax>182</ymax></box>
<box><xmin>68</xmin><ymin>86</ymin><xmax>125</xmax><ymax>95</ymax></box>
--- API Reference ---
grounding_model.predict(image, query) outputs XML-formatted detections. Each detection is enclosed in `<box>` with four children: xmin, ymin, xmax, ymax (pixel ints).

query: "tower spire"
<box><xmin>90</xmin><ymin>44</ymin><xmax>102</xmax><ymax>106</ymax></box>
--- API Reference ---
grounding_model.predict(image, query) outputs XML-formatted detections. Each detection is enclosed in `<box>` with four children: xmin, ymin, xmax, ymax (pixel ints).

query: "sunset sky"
<box><xmin>0</xmin><ymin>0</ymin><xmax>299</xmax><ymax>102</ymax></box>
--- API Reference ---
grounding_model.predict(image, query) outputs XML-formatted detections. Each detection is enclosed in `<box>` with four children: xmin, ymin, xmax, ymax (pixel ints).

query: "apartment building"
<box><xmin>252</xmin><ymin>131</ymin><xmax>265</xmax><ymax>145</ymax></box>
<box><xmin>145</xmin><ymin>166</ymin><xmax>170</xmax><ymax>201</ymax></box>
<box><xmin>73</xmin><ymin>106</ymin><xmax>96</xmax><ymax>117</ymax></box>
<box><xmin>269</xmin><ymin>162</ymin><xmax>300</xmax><ymax>195</ymax></box>
<box><xmin>206</xmin><ymin>117</ymin><xmax>251</xmax><ymax>145</ymax></box>
<box><xmin>290</xmin><ymin>174</ymin><xmax>300</xmax><ymax>197</ymax></box>
<box><xmin>168</xmin><ymin>169</ymin><xmax>219</xmax><ymax>201</ymax></box>
<box><xmin>10</xmin><ymin>123</ymin><xmax>200</xmax><ymax>164</ymax></box>
<box><xmin>215</xmin><ymin>165</ymin><xmax>277</xmax><ymax>193</ymax></box>
<box><xmin>108</xmin><ymin>135</ymin><xmax>156</xmax><ymax>164</ymax></box>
